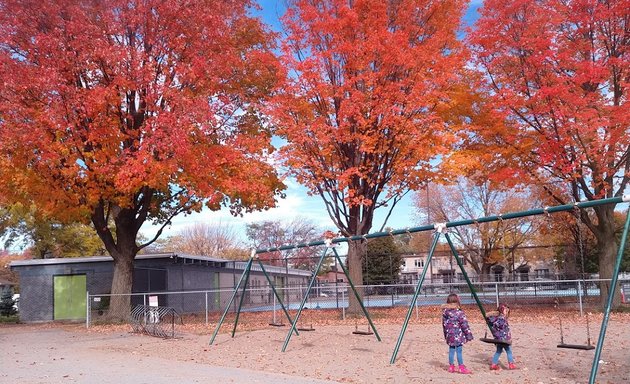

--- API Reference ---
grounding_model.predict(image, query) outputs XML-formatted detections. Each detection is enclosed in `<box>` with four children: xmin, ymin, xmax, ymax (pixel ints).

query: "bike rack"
<box><xmin>130</xmin><ymin>304</ymin><xmax>182</xmax><ymax>338</ymax></box>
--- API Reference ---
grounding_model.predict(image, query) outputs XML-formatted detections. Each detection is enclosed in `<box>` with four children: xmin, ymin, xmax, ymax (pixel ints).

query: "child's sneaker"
<box><xmin>490</xmin><ymin>364</ymin><xmax>500</xmax><ymax>370</ymax></box>
<box><xmin>447</xmin><ymin>364</ymin><xmax>456</xmax><ymax>373</ymax></box>
<box><xmin>459</xmin><ymin>365</ymin><xmax>472</xmax><ymax>374</ymax></box>
<box><xmin>508</xmin><ymin>363</ymin><xmax>517</xmax><ymax>370</ymax></box>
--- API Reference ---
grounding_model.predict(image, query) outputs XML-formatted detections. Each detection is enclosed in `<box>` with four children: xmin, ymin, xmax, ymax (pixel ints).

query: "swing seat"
<box><xmin>557</xmin><ymin>343</ymin><xmax>595</xmax><ymax>350</ymax></box>
<box><xmin>297</xmin><ymin>325</ymin><xmax>315</xmax><ymax>331</ymax></box>
<box><xmin>269</xmin><ymin>322</ymin><xmax>285</xmax><ymax>327</ymax></box>
<box><xmin>480</xmin><ymin>337</ymin><xmax>511</xmax><ymax>346</ymax></box>
<box><xmin>352</xmin><ymin>321</ymin><xmax>373</xmax><ymax>335</ymax></box>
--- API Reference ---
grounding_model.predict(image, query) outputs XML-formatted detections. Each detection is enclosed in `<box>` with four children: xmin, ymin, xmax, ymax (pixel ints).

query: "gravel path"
<box><xmin>2</xmin><ymin>313</ymin><xmax>629</xmax><ymax>384</ymax></box>
<box><xmin>0</xmin><ymin>325</ymin><xmax>337</xmax><ymax>384</ymax></box>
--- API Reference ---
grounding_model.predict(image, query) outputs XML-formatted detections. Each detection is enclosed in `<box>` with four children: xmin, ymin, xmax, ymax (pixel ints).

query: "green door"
<box><xmin>53</xmin><ymin>275</ymin><xmax>87</xmax><ymax>320</ymax></box>
<box><xmin>213</xmin><ymin>272</ymin><xmax>220</xmax><ymax>308</ymax></box>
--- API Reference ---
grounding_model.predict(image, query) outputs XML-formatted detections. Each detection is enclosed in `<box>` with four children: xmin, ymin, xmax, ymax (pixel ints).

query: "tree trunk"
<box><xmin>346</xmin><ymin>239</ymin><xmax>366</xmax><ymax>316</ymax></box>
<box><xmin>91</xmin><ymin>201</ymin><xmax>142</xmax><ymax>322</ymax></box>
<box><xmin>592</xmin><ymin>205</ymin><xmax>621</xmax><ymax>310</ymax></box>
<box><xmin>108</xmin><ymin>252</ymin><xmax>135</xmax><ymax>321</ymax></box>
<box><xmin>596</xmin><ymin>231</ymin><xmax>621</xmax><ymax>310</ymax></box>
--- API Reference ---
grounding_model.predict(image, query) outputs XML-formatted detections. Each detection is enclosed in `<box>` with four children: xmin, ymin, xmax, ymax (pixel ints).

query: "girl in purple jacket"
<box><xmin>487</xmin><ymin>303</ymin><xmax>517</xmax><ymax>370</ymax></box>
<box><xmin>442</xmin><ymin>293</ymin><xmax>474</xmax><ymax>374</ymax></box>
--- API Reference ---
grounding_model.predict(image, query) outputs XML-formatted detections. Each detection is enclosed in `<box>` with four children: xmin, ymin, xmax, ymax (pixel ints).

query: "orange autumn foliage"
<box><xmin>469</xmin><ymin>0</ymin><xmax>629</xmax><ymax>200</ymax></box>
<box><xmin>0</xmin><ymin>0</ymin><xmax>284</xmax><ymax>314</ymax></box>
<box><xmin>269</xmin><ymin>0</ymin><xmax>469</xmax><ymax>311</ymax></box>
<box><xmin>273</xmin><ymin>1</ymin><xmax>468</xmax><ymax>219</ymax></box>
<box><xmin>469</xmin><ymin>0</ymin><xmax>629</xmax><ymax>307</ymax></box>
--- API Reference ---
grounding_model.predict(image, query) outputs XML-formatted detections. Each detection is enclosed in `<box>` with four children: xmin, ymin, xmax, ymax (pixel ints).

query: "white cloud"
<box><xmin>139</xmin><ymin>179</ymin><xmax>334</xmax><ymax>242</ymax></box>
<box><xmin>140</xmin><ymin>178</ymin><xmax>418</xmax><ymax>246</ymax></box>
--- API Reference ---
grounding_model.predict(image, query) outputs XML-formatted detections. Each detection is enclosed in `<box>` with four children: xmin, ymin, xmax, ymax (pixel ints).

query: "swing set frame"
<box><xmin>209</xmin><ymin>195</ymin><xmax>629</xmax><ymax>384</ymax></box>
<box><xmin>209</xmin><ymin>239</ymin><xmax>382</xmax><ymax>352</ymax></box>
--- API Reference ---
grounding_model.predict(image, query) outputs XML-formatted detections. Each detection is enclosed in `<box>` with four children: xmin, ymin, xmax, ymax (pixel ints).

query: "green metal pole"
<box><xmin>589</xmin><ymin>207</ymin><xmax>630</xmax><ymax>384</ymax></box>
<box><xmin>254</xmin><ymin>197</ymin><xmax>625</xmax><ymax>253</ymax></box>
<box><xmin>282</xmin><ymin>246</ymin><xmax>329</xmax><ymax>352</ymax></box>
<box><xmin>209</xmin><ymin>257</ymin><xmax>253</xmax><ymax>345</ymax></box>
<box><xmin>444</xmin><ymin>233</ymin><xmax>493</xmax><ymax>332</ymax></box>
<box><xmin>390</xmin><ymin>232</ymin><xmax>441</xmax><ymax>364</ymax></box>
<box><xmin>331</xmin><ymin>247</ymin><xmax>381</xmax><ymax>342</ymax></box>
<box><xmin>231</xmin><ymin>258</ymin><xmax>253</xmax><ymax>338</ymax></box>
<box><xmin>256</xmin><ymin>258</ymin><xmax>298</xmax><ymax>336</ymax></box>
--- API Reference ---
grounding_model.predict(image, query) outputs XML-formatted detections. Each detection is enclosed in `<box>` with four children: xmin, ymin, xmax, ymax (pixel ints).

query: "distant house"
<box><xmin>400</xmin><ymin>249</ymin><xmax>558</xmax><ymax>283</ymax></box>
<box><xmin>10</xmin><ymin>253</ymin><xmax>310</xmax><ymax>323</ymax></box>
<box><xmin>400</xmin><ymin>249</ymin><xmax>475</xmax><ymax>284</ymax></box>
<box><xmin>317</xmin><ymin>267</ymin><xmax>348</xmax><ymax>285</ymax></box>
<box><xmin>315</xmin><ymin>267</ymin><xmax>349</xmax><ymax>296</ymax></box>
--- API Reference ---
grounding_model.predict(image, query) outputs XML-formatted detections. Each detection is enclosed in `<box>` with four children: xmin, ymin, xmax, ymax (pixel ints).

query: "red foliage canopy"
<box><xmin>469</xmin><ymin>0</ymin><xmax>629</xmax><ymax>201</ymax></box>
<box><xmin>469</xmin><ymin>0</ymin><xmax>629</xmax><ymax>303</ymax></box>
<box><xmin>271</xmin><ymin>0</ymin><xmax>467</xmax><ymax>236</ymax></box>
<box><xmin>0</xmin><ymin>0</ymin><xmax>284</xmax><ymax>244</ymax></box>
<box><xmin>0</xmin><ymin>0</ymin><xmax>286</xmax><ymax>309</ymax></box>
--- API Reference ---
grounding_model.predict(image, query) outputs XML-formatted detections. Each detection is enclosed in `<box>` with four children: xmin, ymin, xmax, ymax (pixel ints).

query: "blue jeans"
<box><xmin>492</xmin><ymin>344</ymin><xmax>514</xmax><ymax>364</ymax></box>
<box><xmin>448</xmin><ymin>345</ymin><xmax>464</xmax><ymax>365</ymax></box>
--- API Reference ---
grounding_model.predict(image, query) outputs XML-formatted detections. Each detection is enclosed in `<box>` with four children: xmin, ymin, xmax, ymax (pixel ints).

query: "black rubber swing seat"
<box><xmin>352</xmin><ymin>330</ymin><xmax>374</xmax><ymax>335</ymax></box>
<box><xmin>480</xmin><ymin>337</ymin><xmax>511</xmax><ymax>346</ymax></box>
<box><xmin>557</xmin><ymin>343</ymin><xmax>595</xmax><ymax>350</ymax></box>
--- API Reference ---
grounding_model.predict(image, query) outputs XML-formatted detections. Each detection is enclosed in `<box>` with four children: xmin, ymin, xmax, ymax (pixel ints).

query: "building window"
<box><xmin>414</xmin><ymin>259</ymin><xmax>424</xmax><ymax>268</ymax></box>
<box><xmin>535</xmin><ymin>269</ymin><xmax>550</xmax><ymax>278</ymax></box>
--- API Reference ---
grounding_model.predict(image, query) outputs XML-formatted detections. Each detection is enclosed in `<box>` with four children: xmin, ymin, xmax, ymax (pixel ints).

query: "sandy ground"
<box><xmin>1</xmin><ymin>309</ymin><xmax>629</xmax><ymax>384</ymax></box>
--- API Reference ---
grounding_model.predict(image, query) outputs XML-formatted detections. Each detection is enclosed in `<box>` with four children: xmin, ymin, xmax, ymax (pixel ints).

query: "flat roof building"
<box><xmin>10</xmin><ymin>253</ymin><xmax>310</xmax><ymax>322</ymax></box>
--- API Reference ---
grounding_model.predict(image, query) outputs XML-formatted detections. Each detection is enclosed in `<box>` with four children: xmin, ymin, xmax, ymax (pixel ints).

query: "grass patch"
<box><xmin>0</xmin><ymin>315</ymin><xmax>20</xmax><ymax>323</ymax></box>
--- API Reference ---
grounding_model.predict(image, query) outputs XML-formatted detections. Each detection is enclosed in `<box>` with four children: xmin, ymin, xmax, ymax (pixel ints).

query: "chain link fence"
<box><xmin>86</xmin><ymin>277</ymin><xmax>630</xmax><ymax>327</ymax></box>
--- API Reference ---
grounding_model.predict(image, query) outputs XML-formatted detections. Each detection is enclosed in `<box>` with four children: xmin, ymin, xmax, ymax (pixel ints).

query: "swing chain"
<box><xmin>585</xmin><ymin>311</ymin><xmax>592</xmax><ymax>345</ymax></box>
<box><xmin>556</xmin><ymin>298</ymin><xmax>565</xmax><ymax>344</ymax></box>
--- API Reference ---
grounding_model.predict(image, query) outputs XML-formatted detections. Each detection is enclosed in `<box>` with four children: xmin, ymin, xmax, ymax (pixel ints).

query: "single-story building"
<box><xmin>10</xmin><ymin>253</ymin><xmax>311</xmax><ymax>323</ymax></box>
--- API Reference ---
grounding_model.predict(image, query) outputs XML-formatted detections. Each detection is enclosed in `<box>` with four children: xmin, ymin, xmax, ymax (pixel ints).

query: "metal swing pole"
<box><xmin>256</xmin><ymin>258</ymin><xmax>298</xmax><ymax>336</ymax></box>
<box><xmin>390</xmin><ymin>230</ymin><xmax>441</xmax><ymax>364</ymax></box>
<box><xmin>282</xmin><ymin>245</ymin><xmax>330</xmax><ymax>352</ymax></box>
<box><xmin>231</xmin><ymin>256</ymin><xmax>254</xmax><ymax>338</ymax></box>
<box><xmin>444</xmin><ymin>232</ymin><xmax>493</xmax><ymax>332</ymax></box>
<box><xmin>209</xmin><ymin>256</ymin><xmax>253</xmax><ymax>345</ymax></box>
<box><xmin>331</xmin><ymin>246</ymin><xmax>381</xmax><ymax>341</ymax></box>
<box><xmin>589</xmin><ymin>206</ymin><xmax>630</xmax><ymax>384</ymax></box>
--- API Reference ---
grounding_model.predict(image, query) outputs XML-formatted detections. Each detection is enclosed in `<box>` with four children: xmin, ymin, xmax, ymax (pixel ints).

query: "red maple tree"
<box><xmin>469</xmin><ymin>0</ymin><xmax>629</xmax><ymax>306</ymax></box>
<box><xmin>0</xmin><ymin>0</ymin><xmax>284</xmax><ymax>316</ymax></box>
<box><xmin>270</xmin><ymin>0</ymin><xmax>467</xmax><ymax>312</ymax></box>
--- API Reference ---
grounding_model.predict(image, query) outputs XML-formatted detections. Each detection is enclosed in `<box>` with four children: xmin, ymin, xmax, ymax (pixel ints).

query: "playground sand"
<box><xmin>2</xmin><ymin>308</ymin><xmax>629</xmax><ymax>383</ymax></box>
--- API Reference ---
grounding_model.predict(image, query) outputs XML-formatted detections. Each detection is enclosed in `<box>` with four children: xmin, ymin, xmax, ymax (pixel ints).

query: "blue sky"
<box><xmin>253</xmin><ymin>0</ymin><xmax>484</xmax><ymax>31</ymax></box>
<box><xmin>141</xmin><ymin>0</ymin><xmax>484</xmax><ymax>244</ymax></box>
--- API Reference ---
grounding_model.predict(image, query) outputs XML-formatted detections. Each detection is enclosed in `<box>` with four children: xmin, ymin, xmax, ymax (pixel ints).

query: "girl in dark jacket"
<box><xmin>486</xmin><ymin>303</ymin><xmax>517</xmax><ymax>370</ymax></box>
<box><xmin>442</xmin><ymin>293</ymin><xmax>474</xmax><ymax>374</ymax></box>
